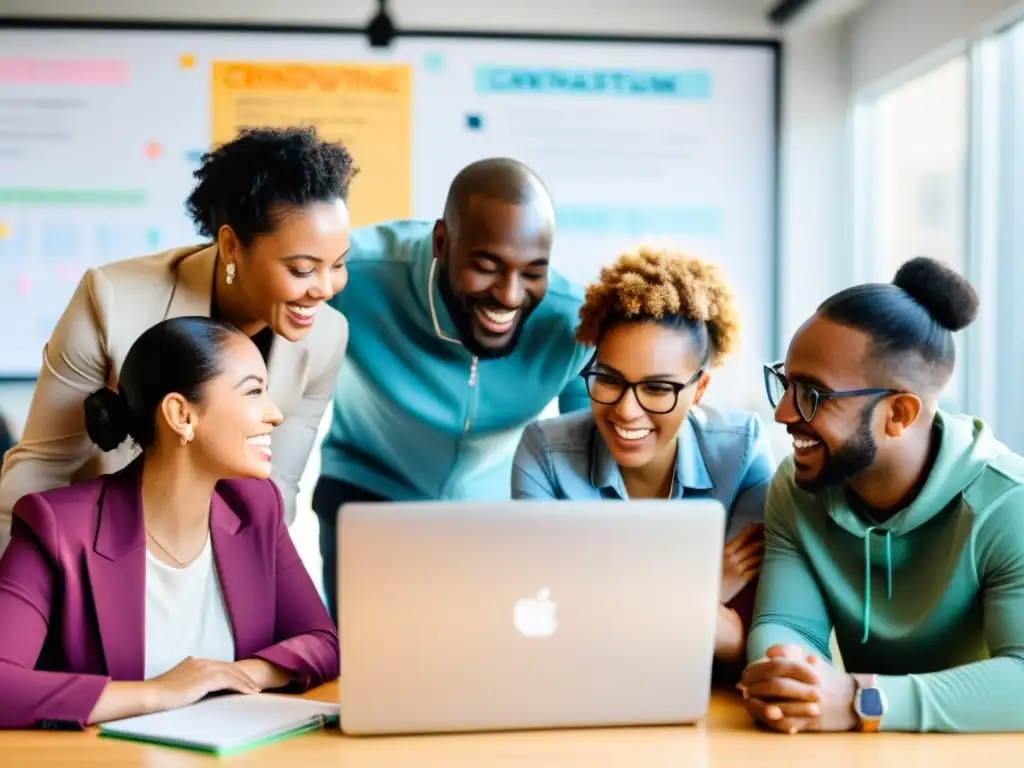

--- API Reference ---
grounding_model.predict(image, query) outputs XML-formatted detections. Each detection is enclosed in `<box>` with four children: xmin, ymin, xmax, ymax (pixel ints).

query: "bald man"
<box><xmin>315</xmin><ymin>158</ymin><xmax>591</xmax><ymax>617</ymax></box>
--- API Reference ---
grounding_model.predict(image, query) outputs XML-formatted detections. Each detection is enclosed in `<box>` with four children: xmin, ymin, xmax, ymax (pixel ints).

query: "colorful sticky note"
<box><xmin>0</xmin><ymin>222</ymin><xmax>9</xmax><ymax>240</ymax></box>
<box><xmin>422</xmin><ymin>53</ymin><xmax>444</xmax><ymax>73</ymax></box>
<box><xmin>145</xmin><ymin>142</ymin><xmax>161</xmax><ymax>159</ymax></box>
<box><xmin>211</xmin><ymin>61</ymin><xmax>413</xmax><ymax>227</ymax></box>
<box><xmin>16</xmin><ymin>274</ymin><xmax>30</xmax><ymax>295</ymax></box>
<box><xmin>178</xmin><ymin>53</ymin><xmax>196</xmax><ymax>69</ymax></box>
<box><xmin>466</xmin><ymin>114</ymin><xmax>483</xmax><ymax>131</ymax></box>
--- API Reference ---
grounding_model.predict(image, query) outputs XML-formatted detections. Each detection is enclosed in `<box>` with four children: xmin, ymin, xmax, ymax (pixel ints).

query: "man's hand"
<box><xmin>739</xmin><ymin>644</ymin><xmax>859</xmax><ymax>733</ymax></box>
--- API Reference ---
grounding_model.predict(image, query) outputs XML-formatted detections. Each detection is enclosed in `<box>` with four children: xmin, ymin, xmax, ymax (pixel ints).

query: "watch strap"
<box><xmin>854</xmin><ymin>674</ymin><xmax>882</xmax><ymax>732</ymax></box>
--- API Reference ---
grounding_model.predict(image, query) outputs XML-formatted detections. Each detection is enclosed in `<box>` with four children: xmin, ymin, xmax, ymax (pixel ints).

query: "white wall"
<box><xmin>844</xmin><ymin>0</ymin><xmax>1024</xmax><ymax>92</ymax></box>
<box><xmin>777</xmin><ymin>22</ymin><xmax>851</xmax><ymax>346</ymax></box>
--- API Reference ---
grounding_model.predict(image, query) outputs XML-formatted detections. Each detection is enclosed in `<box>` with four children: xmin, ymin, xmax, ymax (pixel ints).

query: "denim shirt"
<box><xmin>511</xmin><ymin>406</ymin><xmax>776</xmax><ymax>539</ymax></box>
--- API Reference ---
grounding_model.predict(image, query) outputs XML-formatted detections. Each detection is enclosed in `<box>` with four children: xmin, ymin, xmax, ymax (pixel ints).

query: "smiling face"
<box><xmin>434</xmin><ymin>195</ymin><xmax>553</xmax><ymax>358</ymax></box>
<box><xmin>776</xmin><ymin>315</ymin><xmax>886</xmax><ymax>491</ymax></box>
<box><xmin>219</xmin><ymin>200</ymin><xmax>351</xmax><ymax>341</ymax></box>
<box><xmin>589</xmin><ymin>321</ymin><xmax>709</xmax><ymax>470</ymax></box>
<box><xmin>177</xmin><ymin>333</ymin><xmax>284</xmax><ymax>480</ymax></box>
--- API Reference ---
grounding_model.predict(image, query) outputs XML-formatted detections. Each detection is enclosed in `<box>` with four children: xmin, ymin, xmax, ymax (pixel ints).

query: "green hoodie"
<box><xmin>748</xmin><ymin>411</ymin><xmax>1024</xmax><ymax>732</ymax></box>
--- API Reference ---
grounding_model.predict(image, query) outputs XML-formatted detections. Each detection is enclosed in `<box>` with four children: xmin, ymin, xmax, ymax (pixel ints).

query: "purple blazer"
<box><xmin>0</xmin><ymin>459</ymin><xmax>339</xmax><ymax>730</ymax></box>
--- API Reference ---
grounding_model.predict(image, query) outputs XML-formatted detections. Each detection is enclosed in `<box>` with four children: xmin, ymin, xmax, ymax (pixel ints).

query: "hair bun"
<box><xmin>892</xmin><ymin>256</ymin><xmax>979</xmax><ymax>332</ymax></box>
<box><xmin>83</xmin><ymin>387</ymin><xmax>132</xmax><ymax>451</ymax></box>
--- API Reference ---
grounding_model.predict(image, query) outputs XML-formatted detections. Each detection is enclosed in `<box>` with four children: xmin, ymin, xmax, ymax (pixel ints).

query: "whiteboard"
<box><xmin>0</xmin><ymin>24</ymin><xmax>778</xmax><ymax>409</ymax></box>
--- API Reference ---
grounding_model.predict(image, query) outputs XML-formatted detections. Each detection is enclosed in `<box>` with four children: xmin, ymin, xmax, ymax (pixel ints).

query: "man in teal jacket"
<box><xmin>742</xmin><ymin>257</ymin><xmax>1024</xmax><ymax>734</ymax></box>
<box><xmin>314</xmin><ymin>158</ymin><xmax>591</xmax><ymax>617</ymax></box>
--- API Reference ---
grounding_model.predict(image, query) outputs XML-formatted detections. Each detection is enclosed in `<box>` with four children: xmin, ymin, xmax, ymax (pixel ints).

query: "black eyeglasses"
<box><xmin>581</xmin><ymin>367</ymin><xmax>703</xmax><ymax>415</ymax></box>
<box><xmin>763</xmin><ymin>362</ymin><xmax>902</xmax><ymax>422</ymax></box>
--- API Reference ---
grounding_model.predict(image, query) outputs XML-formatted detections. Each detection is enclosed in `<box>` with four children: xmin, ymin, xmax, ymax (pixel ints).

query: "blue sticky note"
<box><xmin>186</xmin><ymin>150</ymin><xmax>204</xmax><ymax>164</ymax></box>
<box><xmin>465</xmin><ymin>114</ymin><xmax>483</xmax><ymax>131</ymax></box>
<box><xmin>423</xmin><ymin>53</ymin><xmax>444</xmax><ymax>73</ymax></box>
<box><xmin>148</xmin><ymin>229</ymin><xmax>160</xmax><ymax>248</ymax></box>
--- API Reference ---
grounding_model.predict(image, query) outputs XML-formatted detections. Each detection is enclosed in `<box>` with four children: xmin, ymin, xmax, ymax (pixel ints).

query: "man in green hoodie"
<box><xmin>741</xmin><ymin>256</ymin><xmax>1024</xmax><ymax>734</ymax></box>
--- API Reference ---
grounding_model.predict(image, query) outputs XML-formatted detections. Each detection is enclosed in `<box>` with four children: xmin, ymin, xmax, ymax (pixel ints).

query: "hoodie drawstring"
<box><xmin>861</xmin><ymin>526</ymin><xmax>893</xmax><ymax>643</ymax></box>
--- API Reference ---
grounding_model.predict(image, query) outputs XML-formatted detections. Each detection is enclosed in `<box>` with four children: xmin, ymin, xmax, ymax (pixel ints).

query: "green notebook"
<box><xmin>98</xmin><ymin>693</ymin><xmax>340</xmax><ymax>756</ymax></box>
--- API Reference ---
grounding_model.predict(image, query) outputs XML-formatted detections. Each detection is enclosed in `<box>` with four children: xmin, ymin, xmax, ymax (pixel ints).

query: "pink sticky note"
<box><xmin>16</xmin><ymin>274</ymin><xmax>30</xmax><ymax>295</ymax></box>
<box><xmin>145</xmin><ymin>142</ymin><xmax>161</xmax><ymax>159</ymax></box>
<box><xmin>0</xmin><ymin>58</ymin><xmax>129</xmax><ymax>85</ymax></box>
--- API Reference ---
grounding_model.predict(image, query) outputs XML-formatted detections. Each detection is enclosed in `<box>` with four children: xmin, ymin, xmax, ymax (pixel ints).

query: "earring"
<box><xmin>181</xmin><ymin>423</ymin><xmax>193</xmax><ymax>447</ymax></box>
<box><xmin>225</xmin><ymin>263</ymin><xmax>236</xmax><ymax>285</ymax></box>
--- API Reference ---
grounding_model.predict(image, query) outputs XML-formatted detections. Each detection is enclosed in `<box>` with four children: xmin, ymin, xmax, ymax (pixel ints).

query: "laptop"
<box><xmin>336</xmin><ymin>499</ymin><xmax>725</xmax><ymax>736</ymax></box>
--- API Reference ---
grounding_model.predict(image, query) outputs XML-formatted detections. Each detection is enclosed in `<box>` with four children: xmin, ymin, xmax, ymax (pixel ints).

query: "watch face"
<box><xmin>859</xmin><ymin>688</ymin><xmax>884</xmax><ymax>717</ymax></box>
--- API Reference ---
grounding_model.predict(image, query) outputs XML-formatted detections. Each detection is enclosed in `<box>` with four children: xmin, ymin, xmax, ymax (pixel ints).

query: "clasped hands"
<box><xmin>738</xmin><ymin>644</ymin><xmax>859</xmax><ymax>734</ymax></box>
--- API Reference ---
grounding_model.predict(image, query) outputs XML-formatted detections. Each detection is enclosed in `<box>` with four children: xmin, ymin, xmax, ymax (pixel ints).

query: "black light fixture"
<box><xmin>765</xmin><ymin>0</ymin><xmax>818</xmax><ymax>26</ymax></box>
<box><xmin>367</xmin><ymin>0</ymin><xmax>396</xmax><ymax>48</ymax></box>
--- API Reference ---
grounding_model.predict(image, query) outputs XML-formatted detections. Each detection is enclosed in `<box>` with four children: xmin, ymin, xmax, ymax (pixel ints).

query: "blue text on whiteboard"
<box><xmin>475</xmin><ymin>67</ymin><xmax>712</xmax><ymax>99</ymax></box>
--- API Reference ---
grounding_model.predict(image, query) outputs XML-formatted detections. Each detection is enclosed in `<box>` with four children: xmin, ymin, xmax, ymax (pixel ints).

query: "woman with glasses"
<box><xmin>511</xmin><ymin>246</ymin><xmax>776</xmax><ymax>669</ymax></box>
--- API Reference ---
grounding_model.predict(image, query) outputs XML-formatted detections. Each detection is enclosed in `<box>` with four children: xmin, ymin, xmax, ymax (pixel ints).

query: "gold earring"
<box><xmin>225</xmin><ymin>263</ymin><xmax>236</xmax><ymax>285</ymax></box>
<box><xmin>181</xmin><ymin>423</ymin><xmax>193</xmax><ymax>447</ymax></box>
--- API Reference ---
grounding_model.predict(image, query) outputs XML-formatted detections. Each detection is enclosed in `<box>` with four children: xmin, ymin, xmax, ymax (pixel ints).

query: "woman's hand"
<box><xmin>721</xmin><ymin>523</ymin><xmax>764</xmax><ymax>603</ymax></box>
<box><xmin>144</xmin><ymin>657</ymin><xmax>261</xmax><ymax>712</ymax></box>
<box><xmin>232</xmin><ymin>658</ymin><xmax>293</xmax><ymax>691</ymax></box>
<box><xmin>88</xmin><ymin>657</ymin><xmax>262</xmax><ymax>725</ymax></box>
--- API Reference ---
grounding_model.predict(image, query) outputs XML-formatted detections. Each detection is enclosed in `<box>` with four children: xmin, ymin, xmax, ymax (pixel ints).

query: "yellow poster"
<box><xmin>211</xmin><ymin>62</ymin><xmax>412</xmax><ymax>227</ymax></box>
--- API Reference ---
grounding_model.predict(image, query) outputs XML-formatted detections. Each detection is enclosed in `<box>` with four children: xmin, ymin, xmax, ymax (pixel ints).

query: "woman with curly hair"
<box><xmin>512</xmin><ymin>245</ymin><xmax>775</xmax><ymax>668</ymax></box>
<box><xmin>0</xmin><ymin>126</ymin><xmax>358</xmax><ymax>553</ymax></box>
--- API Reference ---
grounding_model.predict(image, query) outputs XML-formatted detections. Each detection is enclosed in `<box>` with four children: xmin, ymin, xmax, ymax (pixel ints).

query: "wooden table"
<box><xmin>3</xmin><ymin>682</ymin><xmax>1020</xmax><ymax>766</ymax></box>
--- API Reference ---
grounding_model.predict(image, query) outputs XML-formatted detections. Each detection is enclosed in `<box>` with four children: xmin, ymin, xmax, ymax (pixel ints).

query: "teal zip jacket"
<box><xmin>748</xmin><ymin>411</ymin><xmax>1024</xmax><ymax>732</ymax></box>
<box><xmin>321</xmin><ymin>220</ymin><xmax>592</xmax><ymax>500</ymax></box>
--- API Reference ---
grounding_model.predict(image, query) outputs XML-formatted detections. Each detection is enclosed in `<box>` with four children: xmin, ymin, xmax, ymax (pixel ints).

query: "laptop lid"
<box><xmin>337</xmin><ymin>499</ymin><xmax>725</xmax><ymax>736</ymax></box>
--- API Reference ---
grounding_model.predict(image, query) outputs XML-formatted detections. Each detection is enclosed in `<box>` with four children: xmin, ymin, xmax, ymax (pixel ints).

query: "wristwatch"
<box><xmin>853</xmin><ymin>674</ymin><xmax>887</xmax><ymax>732</ymax></box>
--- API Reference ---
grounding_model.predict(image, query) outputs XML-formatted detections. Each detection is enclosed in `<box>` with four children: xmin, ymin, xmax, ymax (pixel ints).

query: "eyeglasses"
<box><xmin>763</xmin><ymin>362</ymin><xmax>902</xmax><ymax>422</ymax></box>
<box><xmin>581</xmin><ymin>367</ymin><xmax>703</xmax><ymax>415</ymax></box>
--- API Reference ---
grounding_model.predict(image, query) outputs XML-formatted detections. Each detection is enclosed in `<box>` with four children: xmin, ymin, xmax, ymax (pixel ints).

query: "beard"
<box><xmin>437</xmin><ymin>262</ymin><xmax>532</xmax><ymax>360</ymax></box>
<box><xmin>795</xmin><ymin>402</ymin><xmax>879</xmax><ymax>493</ymax></box>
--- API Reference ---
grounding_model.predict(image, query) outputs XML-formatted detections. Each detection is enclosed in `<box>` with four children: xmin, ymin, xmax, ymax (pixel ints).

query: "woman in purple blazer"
<box><xmin>0</xmin><ymin>316</ymin><xmax>339</xmax><ymax>730</ymax></box>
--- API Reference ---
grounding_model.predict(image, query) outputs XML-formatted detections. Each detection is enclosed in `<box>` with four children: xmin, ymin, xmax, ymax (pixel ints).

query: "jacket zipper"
<box><xmin>463</xmin><ymin>356</ymin><xmax>479</xmax><ymax>433</ymax></box>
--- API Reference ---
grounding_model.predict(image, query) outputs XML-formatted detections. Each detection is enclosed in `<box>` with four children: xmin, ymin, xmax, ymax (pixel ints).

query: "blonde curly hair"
<box><xmin>576</xmin><ymin>245</ymin><xmax>740</xmax><ymax>368</ymax></box>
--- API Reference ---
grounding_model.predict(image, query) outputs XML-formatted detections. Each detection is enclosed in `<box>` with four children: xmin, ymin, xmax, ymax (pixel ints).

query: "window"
<box><xmin>870</xmin><ymin>56</ymin><xmax>969</xmax><ymax>281</ymax></box>
<box><xmin>855</xmin><ymin>55</ymin><xmax>970</xmax><ymax>411</ymax></box>
<box><xmin>984</xmin><ymin>19</ymin><xmax>1024</xmax><ymax>451</ymax></box>
<box><xmin>963</xmin><ymin>19</ymin><xmax>1024</xmax><ymax>452</ymax></box>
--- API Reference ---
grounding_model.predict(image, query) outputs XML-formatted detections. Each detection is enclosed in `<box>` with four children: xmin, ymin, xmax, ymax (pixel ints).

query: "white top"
<box><xmin>144</xmin><ymin>533</ymin><xmax>236</xmax><ymax>680</ymax></box>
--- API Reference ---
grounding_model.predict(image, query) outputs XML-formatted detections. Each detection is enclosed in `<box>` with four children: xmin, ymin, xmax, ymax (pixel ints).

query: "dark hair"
<box><xmin>0</xmin><ymin>412</ymin><xmax>13</xmax><ymax>456</ymax></box>
<box><xmin>185</xmin><ymin>126</ymin><xmax>358</xmax><ymax>246</ymax></box>
<box><xmin>83</xmin><ymin>317</ymin><xmax>243</xmax><ymax>451</ymax></box>
<box><xmin>818</xmin><ymin>256</ymin><xmax>979</xmax><ymax>391</ymax></box>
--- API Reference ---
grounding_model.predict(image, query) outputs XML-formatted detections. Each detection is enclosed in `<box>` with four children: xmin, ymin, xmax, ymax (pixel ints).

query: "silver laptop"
<box><xmin>336</xmin><ymin>499</ymin><xmax>725</xmax><ymax>736</ymax></box>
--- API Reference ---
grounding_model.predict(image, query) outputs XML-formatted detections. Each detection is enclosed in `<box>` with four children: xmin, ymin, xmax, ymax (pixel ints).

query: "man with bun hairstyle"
<box><xmin>741</xmin><ymin>257</ymin><xmax>1024</xmax><ymax>734</ymax></box>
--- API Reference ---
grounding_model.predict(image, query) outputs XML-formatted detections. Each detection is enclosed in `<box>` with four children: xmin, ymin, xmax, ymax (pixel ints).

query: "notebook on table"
<box><xmin>98</xmin><ymin>693</ymin><xmax>340</xmax><ymax>755</ymax></box>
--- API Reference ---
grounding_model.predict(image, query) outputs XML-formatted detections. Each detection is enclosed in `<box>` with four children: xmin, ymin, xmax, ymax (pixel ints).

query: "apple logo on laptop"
<box><xmin>514</xmin><ymin>588</ymin><xmax>556</xmax><ymax>638</ymax></box>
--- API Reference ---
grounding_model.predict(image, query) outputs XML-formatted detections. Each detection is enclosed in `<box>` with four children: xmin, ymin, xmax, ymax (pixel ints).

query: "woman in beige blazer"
<box><xmin>0</xmin><ymin>126</ymin><xmax>357</xmax><ymax>552</ymax></box>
